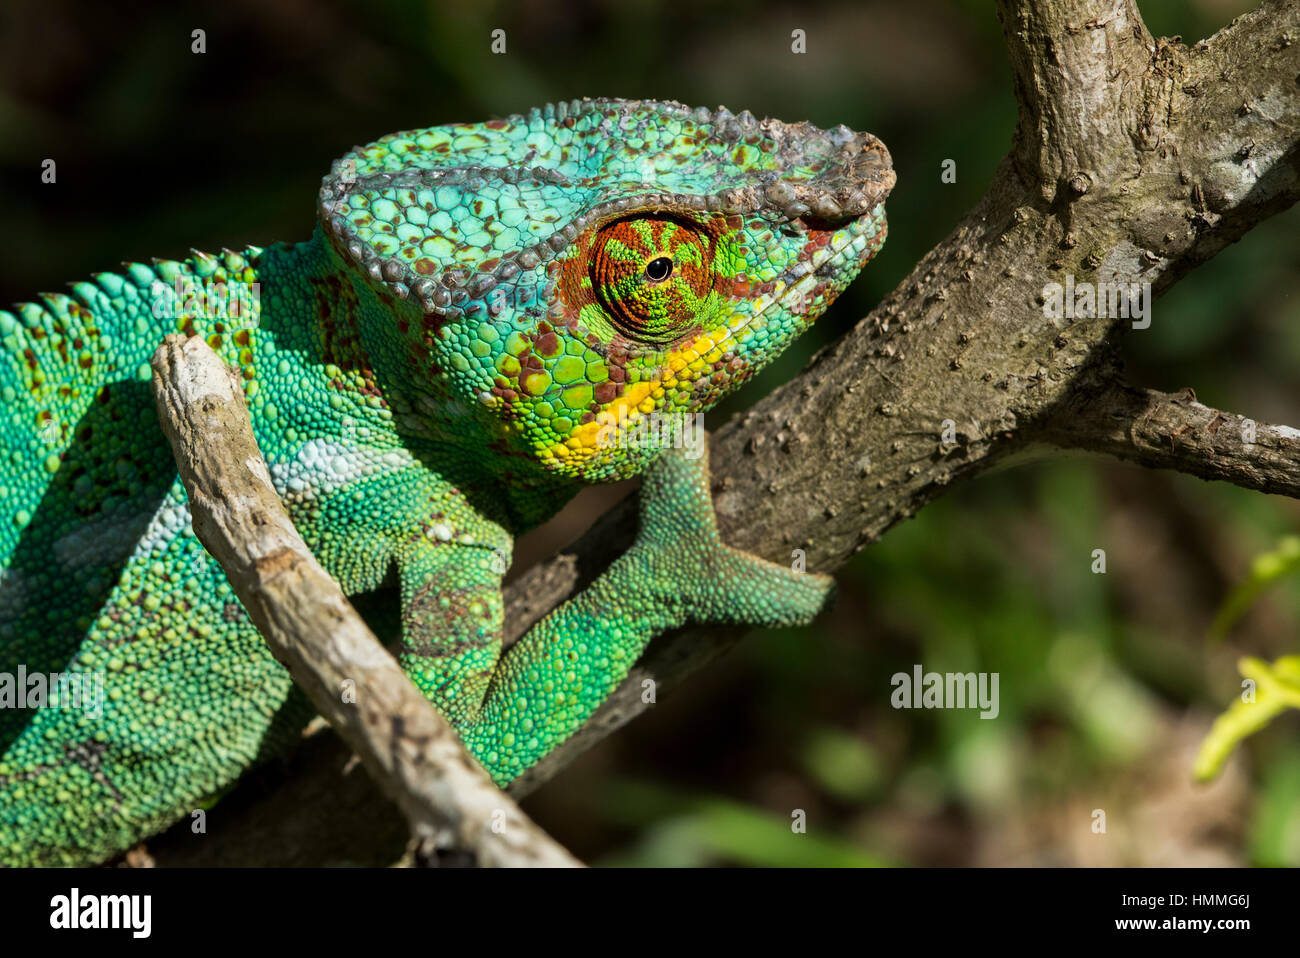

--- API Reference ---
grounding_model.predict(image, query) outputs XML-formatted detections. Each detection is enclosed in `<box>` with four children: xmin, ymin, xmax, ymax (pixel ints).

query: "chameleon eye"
<box><xmin>644</xmin><ymin>257</ymin><xmax>673</xmax><ymax>282</ymax></box>
<box><xmin>590</xmin><ymin>215</ymin><xmax>712</xmax><ymax>344</ymax></box>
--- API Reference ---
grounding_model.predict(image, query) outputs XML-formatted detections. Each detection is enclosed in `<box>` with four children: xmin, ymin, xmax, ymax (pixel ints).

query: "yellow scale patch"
<box><xmin>542</xmin><ymin>323</ymin><xmax>733</xmax><ymax>463</ymax></box>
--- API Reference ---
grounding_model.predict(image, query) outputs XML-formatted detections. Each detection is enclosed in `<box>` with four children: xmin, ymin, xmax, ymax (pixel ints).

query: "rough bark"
<box><xmin>144</xmin><ymin>0</ymin><xmax>1300</xmax><ymax>864</ymax></box>
<box><xmin>1039</xmin><ymin>383</ymin><xmax>1300</xmax><ymax>498</ymax></box>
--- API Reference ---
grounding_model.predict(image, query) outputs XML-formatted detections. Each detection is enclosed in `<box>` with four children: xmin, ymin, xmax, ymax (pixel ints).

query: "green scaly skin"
<box><xmin>0</xmin><ymin>98</ymin><xmax>894</xmax><ymax>865</ymax></box>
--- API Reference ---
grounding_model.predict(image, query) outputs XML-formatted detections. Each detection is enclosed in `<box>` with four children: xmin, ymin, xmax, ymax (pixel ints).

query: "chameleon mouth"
<box><xmin>316</xmin><ymin>98</ymin><xmax>895</xmax><ymax>320</ymax></box>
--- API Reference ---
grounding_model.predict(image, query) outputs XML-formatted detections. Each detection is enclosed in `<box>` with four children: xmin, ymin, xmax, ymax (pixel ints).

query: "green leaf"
<box><xmin>1247</xmin><ymin>749</ymin><xmax>1300</xmax><ymax>867</ymax></box>
<box><xmin>1194</xmin><ymin>656</ymin><xmax>1300</xmax><ymax>781</ymax></box>
<box><xmin>596</xmin><ymin>779</ymin><xmax>890</xmax><ymax>867</ymax></box>
<box><xmin>800</xmin><ymin>727</ymin><xmax>881</xmax><ymax>803</ymax></box>
<box><xmin>1209</xmin><ymin>536</ymin><xmax>1300</xmax><ymax>641</ymax></box>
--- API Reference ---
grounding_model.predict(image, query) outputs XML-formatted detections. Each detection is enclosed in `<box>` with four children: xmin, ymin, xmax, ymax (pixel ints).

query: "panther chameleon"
<box><xmin>0</xmin><ymin>98</ymin><xmax>894</xmax><ymax>865</ymax></box>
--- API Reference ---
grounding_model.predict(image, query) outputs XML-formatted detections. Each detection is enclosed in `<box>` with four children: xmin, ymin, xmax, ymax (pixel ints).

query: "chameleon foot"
<box><xmin>629</xmin><ymin>442</ymin><xmax>835</xmax><ymax>629</ymax></box>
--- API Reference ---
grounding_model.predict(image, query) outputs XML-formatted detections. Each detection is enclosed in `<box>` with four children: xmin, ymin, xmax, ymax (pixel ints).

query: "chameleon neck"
<box><xmin>291</xmin><ymin>229</ymin><xmax>581</xmax><ymax>532</ymax></box>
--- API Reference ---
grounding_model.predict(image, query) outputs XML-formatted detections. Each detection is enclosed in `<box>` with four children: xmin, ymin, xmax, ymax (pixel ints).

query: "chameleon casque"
<box><xmin>0</xmin><ymin>98</ymin><xmax>893</xmax><ymax>866</ymax></box>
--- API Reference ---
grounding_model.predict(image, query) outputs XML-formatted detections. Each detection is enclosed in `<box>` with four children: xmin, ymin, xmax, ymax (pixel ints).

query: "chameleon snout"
<box><xmin>761</xmin><ymin>125</ymin><xmax>896</xmax><ymax>227</ymax></box>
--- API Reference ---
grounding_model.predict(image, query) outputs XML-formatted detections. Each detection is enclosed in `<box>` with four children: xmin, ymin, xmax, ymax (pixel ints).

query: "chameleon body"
<box><xmin>0</xmin><ymin>98</ymin><xmax>893</xmax><ymax>865</ymax></box>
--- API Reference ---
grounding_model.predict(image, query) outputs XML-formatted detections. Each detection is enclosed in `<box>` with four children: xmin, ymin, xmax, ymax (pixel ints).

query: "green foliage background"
<box><xmin>0</xmin><ymin>0</ymin><xmax>1296</xmax><ymax>865</ymax></box>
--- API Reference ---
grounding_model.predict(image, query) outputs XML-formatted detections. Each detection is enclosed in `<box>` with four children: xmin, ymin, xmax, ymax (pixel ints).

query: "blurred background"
<box><xmin>1</xmin><ymin>0</ymin><xmax>1297</xmax><ymax>866</ymax></box>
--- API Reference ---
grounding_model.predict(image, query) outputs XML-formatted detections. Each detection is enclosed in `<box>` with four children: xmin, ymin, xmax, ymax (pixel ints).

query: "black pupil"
<box><xmin>645</xmin><ymin>257</ymin><xmax>673</xmax><ymax>282</ymax></box>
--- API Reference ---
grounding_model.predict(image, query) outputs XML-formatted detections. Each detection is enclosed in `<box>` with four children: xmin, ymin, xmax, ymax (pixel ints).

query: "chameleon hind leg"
<box><xmin>461</xmin><ymin>443</ymin><xmax>834</xmax><ymax>785</ymax></box>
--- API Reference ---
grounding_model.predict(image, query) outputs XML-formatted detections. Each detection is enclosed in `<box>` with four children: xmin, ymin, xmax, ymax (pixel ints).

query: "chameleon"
<box><xmin>0</xmin><ymin>98</ymin><xmax>893</xmax><ymax>866</ymax></box>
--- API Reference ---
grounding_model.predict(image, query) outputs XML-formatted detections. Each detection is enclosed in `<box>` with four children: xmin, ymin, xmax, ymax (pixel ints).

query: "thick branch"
<box><xmin>1034</xmin><ymin>381</ymin><xmax>1300</xmax><ymax>497</ymax></box>
<box><xmin>149</xmin><ymin>334</ymin><xmax>580</xmax><ymax>868</ymax></box>
<box><xmin>999</xmin><ymin>0</ymin><xmax>1158</xmax><ymax>197</ymax></box>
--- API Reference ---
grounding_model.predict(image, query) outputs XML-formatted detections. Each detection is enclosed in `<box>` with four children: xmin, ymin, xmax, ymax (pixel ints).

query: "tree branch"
<box><xmin>149</xmin><ymin>334</ymin><xmax>580</xmax><ymax>868</ymax></box>
<box><xmin>1033</xmin><ymin>381</ymin><xmax>1300</xmax><ymax>497</ymax></box>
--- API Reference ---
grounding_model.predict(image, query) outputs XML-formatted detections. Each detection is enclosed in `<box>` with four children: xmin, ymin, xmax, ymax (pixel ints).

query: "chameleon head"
<box><xmin>318</xmin><ymin>98</ymin><xmax>894</xmax><ymax>481</ymax></box>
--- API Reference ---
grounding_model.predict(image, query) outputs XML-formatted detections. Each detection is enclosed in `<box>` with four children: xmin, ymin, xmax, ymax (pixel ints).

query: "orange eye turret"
<box><xmin>590</xmin><ymin>215</ymin><xmax>714</xmax><ymax>344</ymax></box>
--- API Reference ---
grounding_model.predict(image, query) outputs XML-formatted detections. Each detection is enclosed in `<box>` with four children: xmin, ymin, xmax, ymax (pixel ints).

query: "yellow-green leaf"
<box><xmin>1194</xmin><ymin>656</ymin><xmax>1300</xmax><ymax>781</ymax></box>
<box><xmin>1209</xmin><ymin>536</ymin><xmax>1300</xmax><ymax>641</ymax></box>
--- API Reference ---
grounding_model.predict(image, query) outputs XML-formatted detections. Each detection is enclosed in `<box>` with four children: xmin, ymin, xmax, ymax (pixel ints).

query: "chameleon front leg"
<box><xmin>461</xmin><ymin>443</ymin><xmax>834</xmax><ymax>785</ymax></box>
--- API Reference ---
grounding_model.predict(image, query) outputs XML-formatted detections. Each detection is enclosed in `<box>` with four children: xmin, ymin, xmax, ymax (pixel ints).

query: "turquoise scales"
<box><xmin>0</xmin><ymin>98</ymin><xmax>893</xmax><ymax>865</ymax></box>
